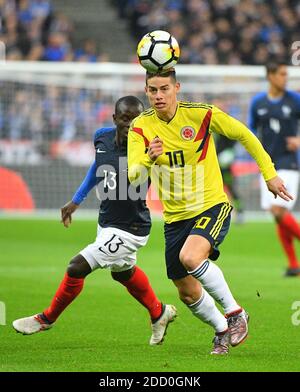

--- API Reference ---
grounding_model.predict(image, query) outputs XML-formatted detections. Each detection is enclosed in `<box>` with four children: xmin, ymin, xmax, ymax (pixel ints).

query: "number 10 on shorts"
<box><xmin>194</xmin><ymin>216</ymin><xmax>211</xmax><ymax>229</ymax></box>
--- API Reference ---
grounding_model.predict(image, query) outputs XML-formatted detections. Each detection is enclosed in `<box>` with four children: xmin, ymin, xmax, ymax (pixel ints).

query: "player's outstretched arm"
<box><xmin>61</xmin><ymin>201</ymin><xmax>79</xmax><ymax>228</ymax></box>
<box><xmin>211</xmin><ymin>107</ymin><xmax>278</xmax><ymax>183</ymax></box>
<box><xmin>266</xmin><ymin>176</ymin><xmax>294</xmax><ymax>201</ymax></box>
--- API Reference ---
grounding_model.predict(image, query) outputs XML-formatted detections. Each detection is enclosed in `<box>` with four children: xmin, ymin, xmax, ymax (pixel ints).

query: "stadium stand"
<box><xmin>0</xmin><ymin>0</ymin><xmax>111</xmax><ymax>61</ymax></box>
<box><xmin>114</xmin><ymin>0</ymin><xmax>300</xmax><ymax>65</ymax></box>
<box><xmin>2</xmin><ymin>0</ymin><xmax>299</xmax><ymax>64</ymax></box>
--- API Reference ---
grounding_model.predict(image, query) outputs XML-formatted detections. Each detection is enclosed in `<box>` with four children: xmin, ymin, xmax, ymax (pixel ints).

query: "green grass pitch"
<box><xmin>1</xmin><ymin>217</ymin><xmax>300</xmax><ymax>372</ymax></box>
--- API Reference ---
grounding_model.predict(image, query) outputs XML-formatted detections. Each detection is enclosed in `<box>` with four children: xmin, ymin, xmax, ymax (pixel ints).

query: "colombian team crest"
<box><xmin>180</xmin><ymin>126</ymin><xmax>195</xmax><ymax>140</ymax></box>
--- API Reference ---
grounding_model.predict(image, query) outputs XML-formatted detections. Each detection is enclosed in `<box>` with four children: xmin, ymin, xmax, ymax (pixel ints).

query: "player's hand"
<box><xmin>148</xmin><ymin>137</ymin><xmax>163</xmax><ymax>161</ymax></box>
<box><xmin>266</xmin><ymin>176</ymin><xmax>293</xmax><ymax>202</ymax></box>
<box><xmin>286</xmin><ymin>136</ymin><xmax>300</xmax><ymax>152</ymax></box>
<box><xmin>61</xmin><ymin>201</ymin><xmax>79</xmax><ymax>228</ymax></box>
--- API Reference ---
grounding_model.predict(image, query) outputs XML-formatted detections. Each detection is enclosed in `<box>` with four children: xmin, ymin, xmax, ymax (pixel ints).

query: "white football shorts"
<box><xmin>80</xmin><ymin>225</ymin><xmax>149</xmax><ymax>272</ymax></box>
<box><xmin>260</xmin><ymin>169</ymin><xmax>299</xmax><ymax>210</ymax></box>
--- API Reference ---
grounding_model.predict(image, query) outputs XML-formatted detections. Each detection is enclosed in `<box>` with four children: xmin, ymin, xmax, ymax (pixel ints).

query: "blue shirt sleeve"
<box><xmin>72</xmin><ymin>161</ymin><xmax>97</xmax><ymax>204</ymax></box>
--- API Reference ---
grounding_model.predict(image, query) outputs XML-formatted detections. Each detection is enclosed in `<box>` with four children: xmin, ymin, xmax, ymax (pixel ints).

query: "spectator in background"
<box><xmin>74</xmin><ymin>38</ymin><xmax>98</xmax><ymax>63</ymax></box>
<box><xmin>0</xmin><ymin>0</ymin><xmax>16</xmax><ymax>24</ymax></box>
<box><xmin>1</xmin><ymin>11</ymin><xmax>27</xmax><ymax>60</ymax></box>
<box><xmin>8</xmin><ymin>90</ymin><xmax>31</xmax><ymax>139</ymax></box>
<box><xmin>48</xmin><ymin>11</ymin><xmax>73</xmax><ymax>37</ymax></box>
<box><xmin>43</xmin><ymin>31</ymin><xmax>72</xmax><ymax>61</ymax></box>
<box><xmin>30</xmin><ymin>0</ymin><xmax>52</xmax><ymax>21</ymax></box>
<box><xmin>18</xmin><ymin>0</ymin><xmax>34</xmax><ymax>28</ymax></box>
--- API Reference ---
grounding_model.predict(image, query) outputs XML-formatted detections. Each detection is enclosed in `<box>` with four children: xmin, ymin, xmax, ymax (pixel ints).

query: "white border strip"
<box><xmin>1</xmin><ymin>61</ymin><xmax>300</xmax><ymax>78</ymax></box>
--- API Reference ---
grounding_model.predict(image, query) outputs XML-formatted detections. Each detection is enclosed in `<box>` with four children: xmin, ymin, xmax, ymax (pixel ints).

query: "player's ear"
<box><xmin>175</xmin><ymin>82</ymin><xmax>180</xmax><ymax>93</ymax></box>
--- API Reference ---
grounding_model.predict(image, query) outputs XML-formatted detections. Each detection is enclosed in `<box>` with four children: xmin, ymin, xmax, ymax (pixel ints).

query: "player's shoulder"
<box><xmin>142</xmin><ymin>107</ymin><xmax>155</xmax><ymax>116</ymax></box>
<box><xmin>286</xmin><ymin>90</ymin><xmax>300</xmax><ymax>103</ymax></box>
<box><xmin>139</xmin><ymin>107</ymin><xmax>156</xmax><ymax>119</ymax></box>
<box><xmin>178</xmin><ymin>101</ymin><xmax>213</xmax><ymax>111</ymax></box>
<box><xmin>94</xmin><ymin>127</ymin><xmax>115</xmax><ymax>141</ymax></box>
<box><xmin>131</xmin><ymin>108</ymin><xmax>155</xmax><ymax>126</ymax></box>
<box><xmin>250</xmin><ymin>92</ymin><xmax>267</xmax><ymax>107</ymax></box>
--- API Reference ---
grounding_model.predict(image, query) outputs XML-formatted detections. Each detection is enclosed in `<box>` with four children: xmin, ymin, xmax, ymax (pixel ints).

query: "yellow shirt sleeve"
<box><xmin>210</xmin><ymin>106</ymin><xmax>277</xmax><ymax>181</ymax></box>
<box><xmin>127</xmin><ymin>119</ymin><xmax>154</xmax><ymax>185</ymax></box>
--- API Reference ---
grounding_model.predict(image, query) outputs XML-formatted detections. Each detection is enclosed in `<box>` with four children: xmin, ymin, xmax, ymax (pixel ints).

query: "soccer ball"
<box><xmin>137</xmin><ymin>30</ymin><xmax>180</xmax><ymax>73</ymax></box>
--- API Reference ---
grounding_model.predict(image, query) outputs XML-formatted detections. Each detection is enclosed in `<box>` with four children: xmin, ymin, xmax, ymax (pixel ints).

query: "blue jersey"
<box><xmin>249</xmin><ymin>90</ymin><xmax>300</xmax><ymax>170</ymax></box>
<box><xmin>72</xmin><ymin>127</ymin><xmax>151</xmax><ymax>236</ymax></box>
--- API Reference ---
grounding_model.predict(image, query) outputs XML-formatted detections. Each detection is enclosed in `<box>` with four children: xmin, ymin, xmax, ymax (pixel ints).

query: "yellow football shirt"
<box><xmin>128</xmin><ymin>102</ymin><xmax>277</xmax><ymax>223</ymax></box>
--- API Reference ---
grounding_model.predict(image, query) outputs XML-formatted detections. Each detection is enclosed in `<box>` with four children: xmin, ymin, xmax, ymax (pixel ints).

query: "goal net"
<box><xmin>1</xmin><ymin>62</ymin><xmax>300</xmax><ymax>216</ymax></box>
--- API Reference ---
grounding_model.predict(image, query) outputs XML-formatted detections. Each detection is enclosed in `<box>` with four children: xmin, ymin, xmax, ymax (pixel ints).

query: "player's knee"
<box><xmin>111</xmin><ymin>267</ymin><xmax>135</xmax><ymax>282</ymax></box>
<box><xmin>179</xmin><ymin>249</ymin><xmax>201</xmax><ymax>270</ymax></box>
<box><xmin>67</xmin><ymin>255</ymin><xmax>91</xmax><ymax>278</ymax></box>
<box><xmin>271</xmin><ymin>206</ymin><xmax>287</xmax><ymax>222</ymax></box>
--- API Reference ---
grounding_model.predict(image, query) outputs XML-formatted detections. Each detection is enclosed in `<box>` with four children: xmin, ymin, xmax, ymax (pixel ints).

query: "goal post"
<box><xmin>1</xmin><ymin>61</ymin><xmax>300</xmax><ymax>216</ymax></box>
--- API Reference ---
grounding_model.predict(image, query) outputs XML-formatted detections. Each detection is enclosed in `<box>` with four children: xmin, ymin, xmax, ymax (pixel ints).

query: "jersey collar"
<box><xmin>154</xmin><ymin>102</ymin><xmax>178</xmax><ymax>124</ymax></box>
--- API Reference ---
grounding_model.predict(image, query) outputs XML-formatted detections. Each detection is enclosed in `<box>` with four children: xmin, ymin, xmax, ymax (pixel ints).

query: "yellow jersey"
<box><xmin>128</xmin><ymin>102</ymin><xmax>277</xmax><ymax>223</ymax></box>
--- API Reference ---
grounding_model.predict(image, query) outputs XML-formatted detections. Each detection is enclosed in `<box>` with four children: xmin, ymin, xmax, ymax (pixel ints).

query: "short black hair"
<box><xmin>146</xmin><ymin>68</ymin><xmax>177</xmax><ymax>84</ymax></box>
<box><xmin>115</xmin><ymin>96</ymin><xmax>144</xmax><ymax>114</ymax></box>
<box><xmin>266</xmin><ymin>61</ymin><xmax>287</xmax><ymax>75</ymax></box>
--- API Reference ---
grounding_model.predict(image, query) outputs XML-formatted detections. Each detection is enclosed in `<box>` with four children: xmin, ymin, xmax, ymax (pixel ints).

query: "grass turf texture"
<box><xmin>0</xmin><ymin>218</ymin><xmax>300</xmax><ymax>372</ymax></box>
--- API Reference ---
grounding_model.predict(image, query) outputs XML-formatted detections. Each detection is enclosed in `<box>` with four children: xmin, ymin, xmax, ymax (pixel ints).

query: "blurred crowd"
<box><xmin>0</xmin><ymin>80</ymin><xmax>243</xmax><ymax>145</ymax></box>
<box><xmin>1</xmin><ymin>0</ymin><xmax>299</xmax><ymax>147</ymax></box>
<box><xmin>115</xmin><ymin>0</ymin><xmax>300</xmax><ymax>65</ymax></box>
<box><xmin>0</xmin><ymin>0</ymin><xmax>108</xmax><ymax>62</ymax></box>
<box><xmin>0</xmin><ymin>83</ymin><xmax>114</xmax><ymax>144</ymax></box>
